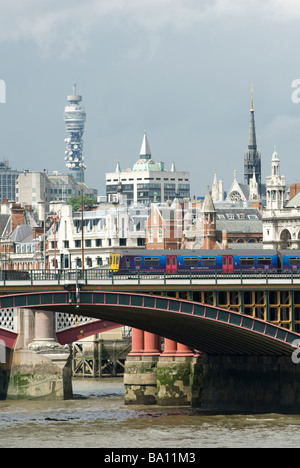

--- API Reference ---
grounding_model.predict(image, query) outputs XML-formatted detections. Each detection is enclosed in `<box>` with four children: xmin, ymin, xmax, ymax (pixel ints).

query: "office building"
<box><xmin>0</xmin><ymin>160</ymin><xmax>20</xmax><ymax>202</ymax></box>
<box><xmin>106</xmin><ymin>131</ymin><xmax>190</xmax><ymax>206</ymax></box>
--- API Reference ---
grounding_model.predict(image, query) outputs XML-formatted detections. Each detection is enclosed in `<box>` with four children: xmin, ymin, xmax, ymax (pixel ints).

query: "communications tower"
<box><xmin>64</xmin><ymin>84</ymin><xmax>86</xmax><ymax>183</ymax></box>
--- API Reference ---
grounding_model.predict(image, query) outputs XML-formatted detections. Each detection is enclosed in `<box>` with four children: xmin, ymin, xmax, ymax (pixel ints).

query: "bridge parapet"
<box><xmin>0</xmin><ymin>268</ymin><xmax>300</xmax><ymax>288</ymax></box>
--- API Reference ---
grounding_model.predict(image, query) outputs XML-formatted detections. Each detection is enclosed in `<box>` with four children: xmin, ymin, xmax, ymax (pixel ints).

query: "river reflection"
<box><xmin>0</xmin><ymin>378</ymin><xmax>300</xmax><ymax>448</ymax></box>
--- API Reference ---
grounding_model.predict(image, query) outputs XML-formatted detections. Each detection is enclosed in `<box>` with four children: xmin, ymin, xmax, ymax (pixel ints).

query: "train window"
<box><xmin>183</xmin><ymin>257</ymin><xmax>199</xmax><ymax>266</ymax></box>
<box><xmin>240</xmin><ymin>257</ymin><xmax>255</xmax><ymax>265</ymax></box>
<box><xmin>289</xmin><ymin>257</ymin><xmax>300</xmax><ymax>265</ymax></box>
<box><xmin>257</xmin><ymin>257</ymin><xmax>272</xmax><ymax>265</ymax></box>
<box><xmin>201</xmin><ymin>257</ymin><xmax>216</xmax><ymax>266</ymax></box>
<box><xmin>144</xmin><ymin>257</ymin><xmax>160</xmax><ymax>266</ymax></box>
<box><xmin>134</xmin><ymin>257</ymin><xmax>142</xmax><ymax>266</ymax></box>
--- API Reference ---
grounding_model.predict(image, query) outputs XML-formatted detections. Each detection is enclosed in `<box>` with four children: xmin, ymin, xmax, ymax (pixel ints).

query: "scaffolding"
<box><xmin>72</xmin><ymin>338</ymin><xmax>132</xmax><ymax>378</ymax></box>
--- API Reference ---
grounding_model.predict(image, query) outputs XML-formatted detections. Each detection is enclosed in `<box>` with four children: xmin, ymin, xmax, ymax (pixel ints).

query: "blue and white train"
<box><xmin>109</xmin><ymin>249</ymin><xmax>300</xmax><ymax>274</ymax></box>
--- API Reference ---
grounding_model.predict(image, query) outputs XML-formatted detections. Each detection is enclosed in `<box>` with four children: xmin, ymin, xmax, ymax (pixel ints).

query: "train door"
<box><xmin>109</xmin><ymin>254</ymin><xmax>120</xmax><ymax>272</ymax></box>
<box><xmin>166</xmin><ymin>255</ymin><xmax>177</xmax><ymax>274</ymax></box>
<box><xmin>125</xmin><ymin>256</ymin><xmax>131</xmax><ymax>271</ymax></box>
<box><xmin>222</xmin><ymin>255</ymin><xmax>234</xmax><ymax>273</ymax></box>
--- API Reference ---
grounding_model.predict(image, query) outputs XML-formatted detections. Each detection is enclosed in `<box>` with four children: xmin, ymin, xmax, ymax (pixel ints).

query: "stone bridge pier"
<box><xmin>124</xmin><ymin>329</ymin><xmax>300</xmax><ymax>413</ymax></box>
<box><xmin>124</xmin><ymin>328</ymin><xmax>202</xmax><ymax>407</ymax></box>
<box><xmin>0</xmin><ymin>309</ymin><xmax>72</xmax><ymax>400</ymax></box>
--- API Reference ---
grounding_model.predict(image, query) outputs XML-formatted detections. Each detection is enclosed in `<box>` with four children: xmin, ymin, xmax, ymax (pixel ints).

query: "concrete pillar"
<box><xmin>143</xmin><ymin>332</ymin><xmax>161</xmax><ymax>355</ymax></box>
<box><xmin>124</xmin><ymin>328</ymin><xmax>159</xmax><ymax>405</ymax></box>
<box><xmin>162</xmin><ymin>338</ymin><xmax>177</xmax><ymax>356</ymax></box>
<box><xmin>176</xmin><ymin>342</ymin><xmax>194</xmax><ymax>356</ymax></box>
<box><xmin>128</xmin><ymin>328</ymin><xmax>144</xmax><ymax>356</ymax></box>
<box><xmin>33</xmin><ymin>310</ymin><xmax>56</xmax><ymax>343</ymax></box>
<box><xmin>22</xmin><ymin>310</ymin><xmax>73</xmax><ymax>400</ymax></box>
<box><xmin>156</xmin><ymin>339</ymin><xmax>196</xmax><ymax>405</ymax></box>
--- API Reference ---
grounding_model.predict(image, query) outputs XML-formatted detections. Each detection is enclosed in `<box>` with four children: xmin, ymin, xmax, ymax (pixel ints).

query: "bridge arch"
<box><xmin>0</xmin><ymin>290</ymin><xmax>299</xmax><ymax>356</ymax></box>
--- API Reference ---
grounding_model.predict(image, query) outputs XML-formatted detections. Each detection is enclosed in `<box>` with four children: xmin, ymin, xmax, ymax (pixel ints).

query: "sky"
<box><xmin>1</xmin><ymin>0</ymin><xmax>300</xmax><ymax>198</ymax></box>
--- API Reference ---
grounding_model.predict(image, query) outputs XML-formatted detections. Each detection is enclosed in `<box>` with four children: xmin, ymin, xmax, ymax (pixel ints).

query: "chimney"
<box><xmin>11</xmin><ymin>203</ymin><xmax>25</xmax><ymax>232</ymax></box>
<box><xmin>222</xmin><ymin>230</ymin><xmax>228</xmax><ymax>250</ymax></box>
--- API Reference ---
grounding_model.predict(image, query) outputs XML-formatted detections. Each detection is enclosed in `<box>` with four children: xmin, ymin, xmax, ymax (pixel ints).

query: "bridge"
<box><xmin>1</xmin><ymin>268</ymin><xmax>300</xmax><ymax>336</ymax></box>
<box><xmin>2</xmin><ymin>269</ymin><xmax>300</xmax><ymax>412</ymax></box>
<box><xmin>0</xmin><ymin>289</ymin><xmax>299</xmax><ymax>356</ymax></box>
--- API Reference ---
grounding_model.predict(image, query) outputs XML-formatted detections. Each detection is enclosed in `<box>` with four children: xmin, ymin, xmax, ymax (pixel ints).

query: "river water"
<box><xmin>0</xmin><ymin>377</ymin><xmax>300</xmax><ymax>449</ymax></box>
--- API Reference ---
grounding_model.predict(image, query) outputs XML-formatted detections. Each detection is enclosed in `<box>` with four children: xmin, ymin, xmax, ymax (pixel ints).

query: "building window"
<box><xmin>96</xmin><ymin>239</ymin><xmax>102</xmax><ymax>247</ymax></box>
<box><xmin>85</xmin><ymin>239</ymin><xmax>91</xmax><ymax>247</ymax></box>
<box><xmin>75</xmin><ymin>240</ymin><xmax>81</xmax><ymax>248</ymax></box>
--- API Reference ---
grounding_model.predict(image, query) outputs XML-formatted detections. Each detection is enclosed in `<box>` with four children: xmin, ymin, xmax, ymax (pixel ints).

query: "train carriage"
<box><xmin>278</xmin><ymin>250</ymin><xmax>300</xmax><ymax>271</ymax></box>
<box><xmin>109</xmin><ymin>249</ymin><xmax>279</xmax><ymax>274</ymax></box>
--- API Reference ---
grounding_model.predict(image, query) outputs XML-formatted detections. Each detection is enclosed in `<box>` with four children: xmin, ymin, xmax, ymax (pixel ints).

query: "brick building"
<box><xmin>145</xmin><ymin>200</ymin><xmax>188</xmax><ymax>250</ymax></box>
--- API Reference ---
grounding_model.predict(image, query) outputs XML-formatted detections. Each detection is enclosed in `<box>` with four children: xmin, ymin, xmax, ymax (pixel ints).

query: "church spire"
<box><xmin>250</xmin><ymin>84</ymin><xmax>254</xmax><ymax>112</ymax></box>
<box><xmin>244</xmin><ymin>85</ymin><xmax>261</xmax><ymax>192</ymax></box>
<box><xmin>248</xmin><ymin>84</ymin><xmax>257</xmax><ymax>150</ymax></box>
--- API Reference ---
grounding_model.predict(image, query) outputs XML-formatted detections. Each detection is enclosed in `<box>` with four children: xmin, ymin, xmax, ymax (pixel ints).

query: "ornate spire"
<box><xmin>203</xmin><ymin>185</ymin><xmax>215</xmax><ymax>213</ymax></box>
<box><xmin>250</xmin><ymin>84</ymin><xmax>254</xmax><ymax>111</ymax></box>
<box><xmin>244</xmin><ymin>85</ymin><xmax>261</xmax><ymax>191</ymax></box>
<box><xmin>248</xmin><ymin>85</ymin><xmax>257</xmax><ymax>150</ymax></box>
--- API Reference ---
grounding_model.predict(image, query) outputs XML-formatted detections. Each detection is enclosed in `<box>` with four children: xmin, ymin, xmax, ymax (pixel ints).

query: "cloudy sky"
<box><xmin>0</xmin><ymin>0</ymin><xmax>300</xmax><ymax>197</ymax></box>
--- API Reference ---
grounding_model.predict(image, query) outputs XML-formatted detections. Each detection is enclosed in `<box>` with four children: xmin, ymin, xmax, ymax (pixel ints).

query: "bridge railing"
<box><xmin>0</xmin><ymin>268</ymin><xmax>300</xmax><ymax>285</ymax></box>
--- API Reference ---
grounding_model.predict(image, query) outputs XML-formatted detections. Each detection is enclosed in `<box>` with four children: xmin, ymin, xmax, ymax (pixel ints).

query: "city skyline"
<box><xmin>0</xmin><ymin>2</ymin><xmax>300</xmax><ymax>198</ymax></box>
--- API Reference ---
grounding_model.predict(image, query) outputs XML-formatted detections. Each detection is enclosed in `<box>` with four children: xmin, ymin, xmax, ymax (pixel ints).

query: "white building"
<box><xmin>47</xmin><ymin>202</ymin><xmax>148</xmax><ymax>270</ymax></box>
<box><xmin>106</xmin><ymin>131</ymin><xmax>190</xmax><ymax>206</ymax></box>
<box><xmin>262</xmin><ymin>147</ymin><xmax>300</xmax><ymax>249</ymax></box>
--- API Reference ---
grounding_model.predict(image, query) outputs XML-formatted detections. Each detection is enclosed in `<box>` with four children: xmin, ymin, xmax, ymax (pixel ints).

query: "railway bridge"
<box><xmin>1</xmin><ymin>269</ymin><xmax>300</xmax><ymax>413</ymax></box>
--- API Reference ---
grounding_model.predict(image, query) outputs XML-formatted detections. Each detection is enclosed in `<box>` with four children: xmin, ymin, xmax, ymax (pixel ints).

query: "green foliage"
<box><xmin>68</xmin><ymin>195</ymin><xmax>97</xmax><ymax>211</ymax></box>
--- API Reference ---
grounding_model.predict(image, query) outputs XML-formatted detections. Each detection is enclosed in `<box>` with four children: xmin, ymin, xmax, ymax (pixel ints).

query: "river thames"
<box><xmin>0</xmin><ymin>378</ymin><xmax>300</xmax><ymax>449</ymax></box>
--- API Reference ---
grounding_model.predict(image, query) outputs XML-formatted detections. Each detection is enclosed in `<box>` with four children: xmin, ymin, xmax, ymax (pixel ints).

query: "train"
<box><xmin>109</xmin><ymin>249</ymin><xmax>300</xmax><ymax>274</ymax></box>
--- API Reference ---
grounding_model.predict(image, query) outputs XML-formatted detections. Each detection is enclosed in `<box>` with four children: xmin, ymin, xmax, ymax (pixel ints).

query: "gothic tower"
<box><xmin>244</xmin><ymin>86</ymin><xmax>261</xmax><ymax>193</ymax></box>
<box><xmin>202</xmin><ymin>186</ymin><xmax>217</xmax><ymax>249</ymax></box>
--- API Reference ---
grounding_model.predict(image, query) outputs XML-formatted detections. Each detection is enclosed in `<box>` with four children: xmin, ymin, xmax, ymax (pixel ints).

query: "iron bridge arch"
<box><xmin>1</xmin><ymin>290</ymin><xmax>300</xmax><ymax>356</ymax></box>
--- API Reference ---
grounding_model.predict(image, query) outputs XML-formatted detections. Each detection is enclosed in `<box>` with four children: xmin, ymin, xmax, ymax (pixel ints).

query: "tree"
<box><xmin>68</xmin><ymin>195</ymin><xmax>97</xmax><ymax>212</ymax></box>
